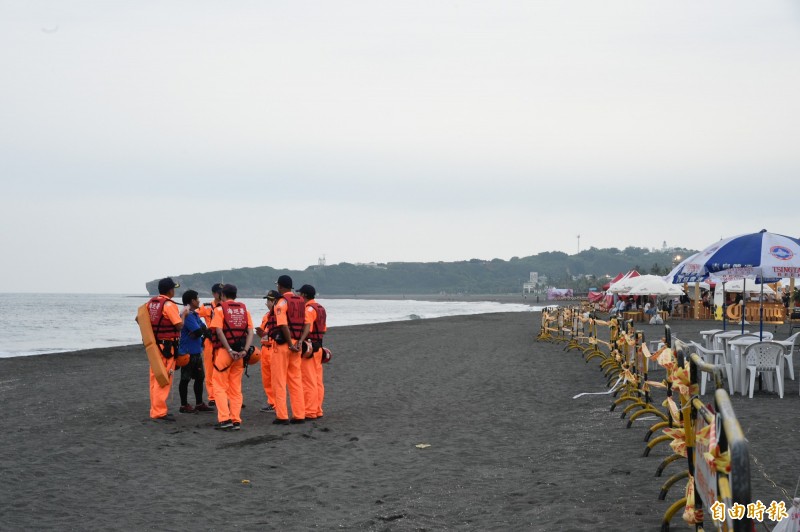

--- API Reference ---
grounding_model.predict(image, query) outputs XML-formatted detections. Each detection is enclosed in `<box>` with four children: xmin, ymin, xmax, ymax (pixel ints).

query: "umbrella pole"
<box><xmin>759</xmin><ymin>276</ymin><xmax>764</xmax><ymax>341</ymax></box>
<box><xmin>741</xmin><ymin>282</ymin><xmax>747</xmax><ymax>335</ymax></box>
<box><xmin>722</xmin><ymin>282</ymin><xmax>727</xmax><ymax>331</ymax></box>
<box><xmin>694</xmin><ymin>282</ymin><xmax>700</xmax><ymax>319</ymax></box>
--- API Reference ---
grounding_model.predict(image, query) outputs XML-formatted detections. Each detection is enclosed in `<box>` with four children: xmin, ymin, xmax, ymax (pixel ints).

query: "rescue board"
<box><xmin>137</xmin><ymin>303</ymin><xmax>171</xmax><ymax>387</ymax></box>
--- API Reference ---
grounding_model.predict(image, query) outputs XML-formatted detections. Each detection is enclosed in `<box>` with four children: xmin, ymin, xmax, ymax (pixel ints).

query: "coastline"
<box><xmin>320</xmin><ymin>292</ymin><xmax>546</xmax><ymax>306</ymax></box>
<box><xmin>1</xmin><ymin>313</ymin><xmax>797</xmax><ymax>530</ymax></box>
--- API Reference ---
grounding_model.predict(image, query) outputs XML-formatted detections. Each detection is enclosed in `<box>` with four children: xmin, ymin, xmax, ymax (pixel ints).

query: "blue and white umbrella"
<box><xmin>668</xmin><ymin>230</ymin><xmax>800</xmax><ymax>284</ymax></box>
<box><xmin>666</xmin><ymin>230</ymin><xmax>800</xmax><ymax>337</ymax></box>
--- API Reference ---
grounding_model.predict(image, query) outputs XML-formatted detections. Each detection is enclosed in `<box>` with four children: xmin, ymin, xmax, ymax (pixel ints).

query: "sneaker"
<box><xmin>272</xmin><ymin>418</ymin><xmax>289</xmax><ymax>425</ymax></box>
<box><xmin>179</xmin><ymin>404</ymin><xmax>196</xmax><ymax>414</ymax></box>
<box><xmin>259</xmin><ymin>404</ymin><xmax>275</xmax><ymax>413</ymax></box>
<box><xmin>152</xmin><ymin>414</ymin><xmax>176</xmax><ymax>423</ymax></box>
<box><xmin>232</xmin><ymin>422</ymin><xmax>241</xmax><ymax>431</ymax></box>
<box><xmin>195</xmin><ymin>403</ymin><xmax>214</xmax><ymax>412</ymax></box>
<box><xmin>215</xmin><ymin>420</ymin><xmax>233</xmax><ymax>430</ymax></box>
<box><xmin>208</xmin><ymin>400</ymin><xmax>216</xmax><ymax>407</ymax></box>
<box><xmin>290</xmin><ymin>418</ymin><xmax>305</xmax><ymax>424</ymax></box>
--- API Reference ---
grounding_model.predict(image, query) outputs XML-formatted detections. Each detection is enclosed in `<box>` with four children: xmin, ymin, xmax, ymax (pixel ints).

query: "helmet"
<box><xmin>321</xmin><ymin>347</ymin><xmax>332</xmax><ymax>364</ymax></box>
<box><xmin>246</xmin><ymin>347</ymin><xmax>261</xmax><ymax>366</ymax></box>
<box><xmin>175</xmin><ymin>354</ymin><xmax>190</xmax><ymax>367</ymax></box>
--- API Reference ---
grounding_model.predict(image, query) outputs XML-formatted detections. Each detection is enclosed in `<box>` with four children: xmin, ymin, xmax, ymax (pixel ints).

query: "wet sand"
<box><xmin>0</xmin><ymin>312</ymin><xmax>797</xmax><ymax>530</ymax></box>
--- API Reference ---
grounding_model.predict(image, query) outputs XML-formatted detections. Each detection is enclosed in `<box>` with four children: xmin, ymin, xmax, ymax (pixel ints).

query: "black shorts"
<box><xmin>180</xmin><ymin>353</ymin><xmax>204</xmax><ymax>382</ymax></box>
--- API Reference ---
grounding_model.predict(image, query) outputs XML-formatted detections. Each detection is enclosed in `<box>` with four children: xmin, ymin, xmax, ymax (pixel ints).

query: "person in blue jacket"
<box><xmin>178</xmin><ymin>290</ymin><xmax>213</xmax><ymax>413</ymax></box>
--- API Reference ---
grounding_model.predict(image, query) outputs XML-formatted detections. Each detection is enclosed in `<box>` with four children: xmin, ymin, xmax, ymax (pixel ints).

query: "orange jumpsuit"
<box><xmin>270</xmin><ymin>297</ymin><xmax>305</xmax><ymax>421</ymax></box>
<box><xmin>259</xmin><ymin>310</ymin><xmax>275</xmax><ymax>408</ymax></box>
<box><xmin>197</xmin><ymin>302</ymin><xmax>219</xmax><ymax>404</ymax></box>
<box><xmin>209</xmin><ymin>304</ymin><xmax>253</xmax><ymax>424</ymax></box>
<box><xmin>149</xmin><ymin>296</ymin><xmax>182</xmax><ymax>419</ymax></box>
<box><xmin>301</xmin><ymin>301</ymin><xmax>321</xmax><ymax>418</ymax></box>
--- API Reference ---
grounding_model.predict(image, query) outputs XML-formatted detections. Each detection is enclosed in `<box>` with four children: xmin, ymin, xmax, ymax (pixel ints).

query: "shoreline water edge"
<box><xmin>0</xmin><ymin>293</ymin><xmax>542</xmax><ymax>358</ymax></box>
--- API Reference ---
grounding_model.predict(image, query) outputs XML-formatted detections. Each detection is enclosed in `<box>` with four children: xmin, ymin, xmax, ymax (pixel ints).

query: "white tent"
<box><xmin>625</xmin><ymin>276</ymin><xmax>685</xmax><ymax>296</ymax></box>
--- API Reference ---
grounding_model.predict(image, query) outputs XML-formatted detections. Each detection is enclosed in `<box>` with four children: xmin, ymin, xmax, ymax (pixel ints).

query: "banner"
<box><xmin>547</xmin><ymin>288</ymin><xmax>574</xmax><ymax>300</ymax></box>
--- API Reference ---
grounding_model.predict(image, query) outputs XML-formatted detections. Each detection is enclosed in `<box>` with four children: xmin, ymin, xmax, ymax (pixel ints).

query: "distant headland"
<box><xmin>146</xmin><ymin>246</ymin><xmax>696</xmax><ymax>297</ymax></box>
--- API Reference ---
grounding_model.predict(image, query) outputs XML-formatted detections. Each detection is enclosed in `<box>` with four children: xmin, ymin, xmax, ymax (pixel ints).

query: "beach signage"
<box><xmin>694</xmin><ymin>412</ymin><xmax>726</xmax><ymax>530</ymax></box>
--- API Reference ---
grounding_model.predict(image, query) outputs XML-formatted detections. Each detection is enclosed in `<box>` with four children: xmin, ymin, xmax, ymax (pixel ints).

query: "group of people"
<box><xmin>143</xmin><ymin>275</ymin><xmax>328</xmax><ymax>430</ymax></box>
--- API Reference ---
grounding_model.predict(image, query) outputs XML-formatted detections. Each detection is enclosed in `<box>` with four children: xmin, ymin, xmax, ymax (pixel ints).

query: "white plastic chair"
<box><xmin>689</xmin><ymin>341</ymin><xmax>733</xmax><ymax>395</ymax></box>
<box><xmin>743</xmin><ymin>342</ymin><xmax>785</xmax><ymax>399</ymax></box>
<box><xmin>778</xmin><ymin>331</ymin><xmax>800</xmax><ymax>381</ymax></box>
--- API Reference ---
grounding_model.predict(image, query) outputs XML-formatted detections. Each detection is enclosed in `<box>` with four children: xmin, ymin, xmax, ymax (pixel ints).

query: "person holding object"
<box><xmin>209</xmin><ymin>283</ymin><xmax>253</xmax><ymax>431</ymax></box>
<box><xmin>296</xmin><ymin>284</ymin><xmax>327</xmax><ymax>420</ymax></box>
<box><xmin>145</xmin><ymin>277</ymin><xmax>183</xmax><ymax>422</ymax></box>
<box><xmin>270</xmin><ymin>275</ymin><xmax>306</xmax><ymax>425</ymax></box>
<box><xmin>178</xmin><ymin>290</ymin><xmax>213</xmax><ymax>413</ymax></box>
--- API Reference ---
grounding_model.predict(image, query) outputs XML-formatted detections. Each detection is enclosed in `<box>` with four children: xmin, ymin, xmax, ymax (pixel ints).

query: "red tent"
<box><xmin>602</xmin><ymin>270</ymin><xmax>640</xmax><ymax>291</ymax></box>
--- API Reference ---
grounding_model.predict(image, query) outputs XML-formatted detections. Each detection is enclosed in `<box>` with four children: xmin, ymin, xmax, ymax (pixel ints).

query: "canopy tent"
<box><xmin>602</xmin><ymin>270</ymin><xmax>639</xmax><ymax>291</ymax></box>
<box><xmin>623</xmin><ymin>275</ymin><xmax>686</xmax><ymax>296</ymax></box>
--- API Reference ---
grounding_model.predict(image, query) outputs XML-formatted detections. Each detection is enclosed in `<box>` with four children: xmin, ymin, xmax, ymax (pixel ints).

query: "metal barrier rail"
<box><xmin>536</xmin><ymin>314</ymin><xmax>754</xmax><ymax>531</ymax></box>
<box><xmin>657</xmin><ymin>340</ymin><xmax>752</xmax><ymax>532</ymax></box>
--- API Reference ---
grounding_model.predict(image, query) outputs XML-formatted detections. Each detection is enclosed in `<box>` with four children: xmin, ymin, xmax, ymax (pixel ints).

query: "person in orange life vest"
<box><xmin>197</xmin><ymin>282</ymin><xmax>223</xmax><ymax>408</ymax></box>
<box><xmin>296</xmin><ymin>284</ymin><xmax>327</xmax><ymax>420</ymax></box>
<box><xmin>255</xmin><ymin>289</ymin><xmax>280</xmax><ymax>413</ymax></box>
<box><xmin>270</xmin><ymin>275</ymin><xmax>306</xmax><ymax>425</ymax></box>
<box><xmin>209</xmin><ymin>283</ymin><xmax>254</xmax><ymax>431</ymax></box>
<box><xmin>177</xmin><ymin>290</ymin><xmax>214</xmax><ymax>413</ymax></box>
<box><xmin>146</xmin><ymin>277</ymin><xmax>183</xmax><ymax>422</ymax></box>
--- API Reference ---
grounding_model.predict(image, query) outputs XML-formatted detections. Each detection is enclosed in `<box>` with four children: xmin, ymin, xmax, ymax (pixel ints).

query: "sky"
<box><xmin>2</xmin><ymin>1</ymin><xmax>799</xmax><ymax>294</ymax></box>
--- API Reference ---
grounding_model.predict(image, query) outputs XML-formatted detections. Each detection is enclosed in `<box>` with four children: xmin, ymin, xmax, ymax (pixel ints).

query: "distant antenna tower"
<box><xmin>577</xmin><ymin>234</ymin><xmax>580</xmax><ymax>253</ymax></box>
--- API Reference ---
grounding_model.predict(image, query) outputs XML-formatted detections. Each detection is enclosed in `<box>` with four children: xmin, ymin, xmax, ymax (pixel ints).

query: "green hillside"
<box><xmin>146</xmin><ymin>246</ymin><xmax>695</xmax><ymax>297</ymax></box>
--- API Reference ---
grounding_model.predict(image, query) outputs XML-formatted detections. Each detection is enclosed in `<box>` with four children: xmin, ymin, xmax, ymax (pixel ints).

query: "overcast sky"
<box><xmin>2</xmin><ymin>1</ymin><xmax>799</xmax><ymax>294</ymax></box>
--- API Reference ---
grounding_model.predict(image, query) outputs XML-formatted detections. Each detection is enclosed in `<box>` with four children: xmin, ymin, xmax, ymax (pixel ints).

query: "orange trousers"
<box><xmin>203</xmin><ymin>338</ymin><xmax>215</xmax><ymax>402</ymax></box>
<box><xmin>211</xmin><ymin>348</ymin><xmax>245</xmax><ymax>423</ymax></box>
<box><xmin>300</xmin><ymin>353</ymin><xmax>319</xmax><ymax>418</ymax></box>
<box><xmin>270</xmin><ymin>343</ymin><xmax>305</xmax><ymax>421</ymax></box>
<box><xmin>149</xmin><ymin>355</ymin><xmax>176</xmax><ymax>418</ymax></box>
<box><xmin>314</xmin><ymin>349</ymin><xmax>324</xmax><ymax>418</ymax></box>
<box><xmin>260</xmin><ymin>341</ymin><xmax>274</xmax><ymax>407</ymax></box>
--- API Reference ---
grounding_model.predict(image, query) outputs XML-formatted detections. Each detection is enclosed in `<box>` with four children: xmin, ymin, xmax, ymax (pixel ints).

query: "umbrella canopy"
<box><xmin>624</xmin><ymin>276</ymin><xmax>685</xmax><ymax>296</ymax></box>
<box><xmin>667</xmin><ymin>229</ymin><xmax>800</xmax><ymax>338</ymax></box>
<box><xmin>666</xmin><ymin>230</ymin><xmax>800</xmax><ymax>283</ymax></box>
<box><xmin>716</xmin><ymin>278</ymin><xmax>776</xmax><ymax>295</ymax></box>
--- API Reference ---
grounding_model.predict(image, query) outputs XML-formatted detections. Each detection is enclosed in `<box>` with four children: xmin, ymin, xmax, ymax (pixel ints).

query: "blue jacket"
<box><xmin>180</xmin><ymin>310</ymin><xmax>205</xmax><ymax>355</ymax></box>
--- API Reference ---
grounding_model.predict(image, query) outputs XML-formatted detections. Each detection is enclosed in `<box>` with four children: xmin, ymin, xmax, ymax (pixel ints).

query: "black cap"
<box><xmin>263</xmin><ymin>289</ymin><xmax>280</xmax><ymax>300</ymax></box>
<box><xmin>181</xmin><ymin>289</ymin><xmax>199</xmax><ymax>305</ymax></box>
<box><xmin>158</xmin><ymin>277</ymin><xmax>180</xmax><ymax>294</ymax></box>
<box><xmin>276</xmin><ymin>275</ymin><xmax>293</xmax><ymax>289</ymax></box>
<box><xmin>211</xmin><ymin>283</ymin><xmax>224</xmax><ymax>294</ymax></box>
<box><xmin>297</xmin><ymin>284</ymin><xmax>316</xmax><ymax>298</ymax></box>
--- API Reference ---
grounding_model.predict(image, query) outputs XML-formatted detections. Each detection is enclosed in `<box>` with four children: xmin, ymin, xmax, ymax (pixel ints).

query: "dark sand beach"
<box><xmin>1</xmin><ymin>312</ymin><xmax>798</xmax><ymax>531</ymax></box>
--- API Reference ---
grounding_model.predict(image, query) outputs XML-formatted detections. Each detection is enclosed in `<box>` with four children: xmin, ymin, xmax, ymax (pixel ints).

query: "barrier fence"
<box><xmin>538</xmin><ymin>307</ymin><xmax>755</xmax><ymax>531</ymax></box>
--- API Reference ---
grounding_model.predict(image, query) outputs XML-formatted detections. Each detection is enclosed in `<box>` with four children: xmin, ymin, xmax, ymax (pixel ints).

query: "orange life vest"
<box><xmin>199</xmin><ymin>300</ymin><xmax>220</xmax><ymax>327</ymax></box>
<box><xmin>147</xmin><ymin>296</ymin><xmax>179</xmax><ymax>341</ymax></box>
<box><xmin>307</xmin><ymin>302</ymin><xmax>327</xmax><ymax>342</ymax></box>
<box><xmin>281</xmin><ymin>292</ymin><xmax>306</xmax><ymax>340</ymax></box>
<box><xmin>212</xmin><ymin>300</ymin><xmax>250</xmax><ymax>350</ymax></box>
<box><xmin>265</xmin><ymin>310</ymin><xmax>278</xmax><ymax>337</ymax></box>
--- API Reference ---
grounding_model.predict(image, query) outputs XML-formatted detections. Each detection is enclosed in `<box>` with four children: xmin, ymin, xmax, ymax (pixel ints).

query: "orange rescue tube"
<box><xmin>137</xmin><ymin>303</ymin><xmax>170</xmax><ymax>387</ymax></box>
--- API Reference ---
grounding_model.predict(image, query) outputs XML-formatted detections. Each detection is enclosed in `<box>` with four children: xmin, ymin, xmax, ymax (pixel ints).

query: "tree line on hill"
<box><xmin>145</xmin><ymin>246</ymin><xmax>697</xmax><ymax>297</ymax></box>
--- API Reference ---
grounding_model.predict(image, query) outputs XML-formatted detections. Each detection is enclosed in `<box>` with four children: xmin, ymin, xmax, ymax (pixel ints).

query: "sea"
<box><xmin>0</xmin><ymin>293</ymin><xmax>539</xmax><ymax>358</ymax></box>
